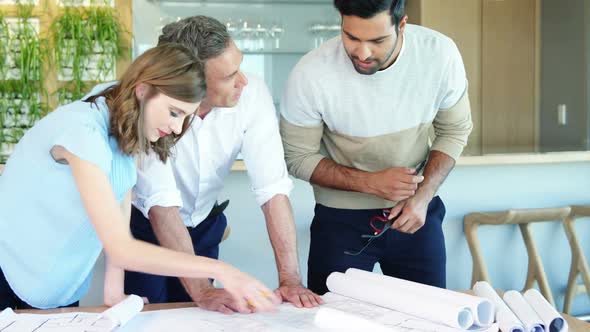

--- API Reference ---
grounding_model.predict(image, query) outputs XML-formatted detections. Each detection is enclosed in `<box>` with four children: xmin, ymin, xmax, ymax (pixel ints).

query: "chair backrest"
<box><xmin>562</xmin><ymin>205</ymin><xmax>590</xmax><ymax>314</ymax></box>
<box><xmin>464</xmin><ymin>207</ymin><xmax>572</xmax><ymax>307</ymax></box>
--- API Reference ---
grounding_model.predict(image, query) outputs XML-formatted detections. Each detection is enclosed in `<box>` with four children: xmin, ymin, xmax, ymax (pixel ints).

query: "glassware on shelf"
<box><xmin>253</xmin><ymin>22</ymin><xmax>262</xmax><ymax>51</ymax></box>
<box><xmin>309</xmin><ymin>22</ymin><xmax>340</xmax><ymax>48</ymax></box>
<box><xmin>239</xmin><ymin>20</ymin><xmax>254</xmax><ymax>51</ymax></box>
<box><xmin>222</xmin><ymin>19</ymin><xmax>284</xmax><ymax>52</ymax></box>
<box><xmin>224</xmin><ymin>18</ymin><xmax>241</xmax><ymax>48</ymax></box>
<box><xmin>269</xmin><ymin>23</ymin><xmax>284</xmax><ymax>50</ymax></box>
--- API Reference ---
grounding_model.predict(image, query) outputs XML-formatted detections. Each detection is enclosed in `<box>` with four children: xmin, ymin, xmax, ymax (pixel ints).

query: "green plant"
<box><xmin>11</xmin><ymin>3</ymin><xmax>48</xmax><ymax>128</ymax></box>
<box><xmin>51</xmin><ymin>3</ymin><xmax>125</xmax><ymax>104</ymax></box>
<box><xmin>0</xmin><ymin>2</ymin><xmax>49</xmax><ymax>151</ymax></box>
<box><xmin>86</xmin><ymin>6</ymin><xmax>124</xmax><ymax>79</ymax></box>
<box><xmin>0</xmin><ymin>14</ymin><xmax>9</xmax><ymax>80</ymax></box>
<box><xmin>1</xmin><ymin>0</ymin><xmax>125</xmax><ymax>162</ymax></box>
<box><xmin>0</xmin><ymin>14</ymin><xmax>9</xmax><ymax>148</ymax></box>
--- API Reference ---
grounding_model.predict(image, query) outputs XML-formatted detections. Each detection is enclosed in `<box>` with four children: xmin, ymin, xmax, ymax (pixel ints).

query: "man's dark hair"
<box><xmin>158</xmin><ymin>15</ymin><xmax>231</xmax><ymax>61</ymax></box>
<box><xmin>334</xmin><ymin>0</ymin><xmax>406</xmax><ymax>27</ymax></box>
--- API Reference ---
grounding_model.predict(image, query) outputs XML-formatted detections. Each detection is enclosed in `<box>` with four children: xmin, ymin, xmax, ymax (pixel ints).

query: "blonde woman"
<box><xmin>0</xmin><ymin>44</ymin><xmax>278</xmax><ymax>311</ymax></box>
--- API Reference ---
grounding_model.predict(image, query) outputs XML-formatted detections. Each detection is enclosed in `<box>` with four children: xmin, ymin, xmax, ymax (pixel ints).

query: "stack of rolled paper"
<box><xmin>325</xmin><ymin>268</ymin><xmax>496</xmax><ymax>331</ymax></box>
<box><xmin>473</xmin><ymin>281</ymin><xmax>568</xmax><ymax>332</ymax></box>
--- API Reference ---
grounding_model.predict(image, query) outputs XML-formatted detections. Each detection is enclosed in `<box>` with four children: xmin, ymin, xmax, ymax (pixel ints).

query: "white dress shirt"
<box><xmin>133</xmin><ymin>74</ymin><xmax>293</xmax><ymax>227</ymax></box>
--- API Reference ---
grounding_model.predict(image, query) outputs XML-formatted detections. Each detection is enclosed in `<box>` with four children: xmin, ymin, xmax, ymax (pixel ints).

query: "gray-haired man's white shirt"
<box><xmin>133</xmin><ymin>74</ymin><xmax>293</xmax><ymax>227</ymax></box>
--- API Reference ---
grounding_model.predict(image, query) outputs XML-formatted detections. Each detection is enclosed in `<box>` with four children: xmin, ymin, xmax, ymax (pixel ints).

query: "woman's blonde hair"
<box><xmin>87</xmin><ymin>43</ymin><xmax>205</xmax><ymax>162</ymax></box>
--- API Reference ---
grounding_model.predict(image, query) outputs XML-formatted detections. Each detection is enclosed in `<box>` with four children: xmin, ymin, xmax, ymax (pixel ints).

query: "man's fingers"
<box><xmin>288</xmin><ymin>294</ymin><xmax>305</xmax><ymax>308</ymax></box>
<box><xmin>392</xmin><ymin>212</ymin><xmax>411</xmax><ymax>230</ymax></box>
<box><xmin>403</xmin><ymin>167</ymin><xmax>416</xmax><ymax>174</ymax></box>
<box><xmin>408</xmin><ymin>221</ymin><xmax>426</xmax><ymax>234</ymax></box>
<box><xmin>393</xmin><ymin>182</ymin><xmax>418</xmax><ymax>191</ymax></box>
<box><xmin>402</xmin><ymin>174</ymin><xmax>424</xmax><ymax>184</ymax></box>
<box><xmin>408</xmin><ymin>223</ymin><xmax>423</xmax><ymax>234</ymax></box>
<box><xmin>313</xmin><ymin>293</ymin><xmax>324</xmax><ymax>305</ymax></box>
<box><xmin>307</xmin><ymin>294</ymin><xmax>320</xmax><ymax>307</ymax></box>
<box><xmin>389</xmin><ymin>203</ymin><xmax>405</xmax><ymax>220</ymax></box>
<box><xmin>271</xmin><ymin>290</ymin><xmax>283</xmax><ymax>305</ymax></box>
<box><xmin>218</xmin><ymin>304</ymin><xmax>235</xmax><ymax>315</ymax></box>
<box><xmin>306</xmin><ymin>293</ymin><xmax>322</xmax><ymax>307</ymax></box>
<box><xmin>395</xmin><ymin>173</ymin><xmax>424</xmax><ymax>185</ymax></box>
<box><xmin>389</xmin><ymin>191</ymin><xmax>414</xmax><ymax>201</ymax></box>
<box><xmin>398</xmin><ymin>218</ymin><xmax>415</xmax><ymax>233</ymax></box>
<box><xmin>299</xmin><ymin>293</ymin><xmax>314</xmax><ymax>308</ymax></box>
<box><xmin>227</xmin><ymin>298</ymin><xmax>252</xmax><ymax>314</ymax></box>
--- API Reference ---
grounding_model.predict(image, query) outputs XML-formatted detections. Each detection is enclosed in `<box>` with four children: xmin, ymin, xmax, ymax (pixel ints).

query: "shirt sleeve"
<box><xmin>438</xmin><ymin>39</ymin><xmax>469</xmax><ymax>110</ymax></box>
<box><xmin>431</xmin><ymin>91</ymin><xmax>473</xmax><ymax>160</ymax></box>
<box><xmin>279</xmin><ymin>63</ymin><xmax>326</xmax><ymax>181</ymax></box>
<box><xmin>53</xmin><ymin>122</ymin><xmax>112</xmax><ymax>175</ymax></box>
<box><xmin>430</xmin><ymin>39</ymin><xmax>473</xmax><ymax>160</ymax></box>
<box><xmin>240</xmin><ymin>79</ymin><xmax>293</xmax><ymax>206</ymax></box>
<box><xmin>132</xmin><ymin>151</ymin><xmax>183</xmax><ymax>219</ymax></box>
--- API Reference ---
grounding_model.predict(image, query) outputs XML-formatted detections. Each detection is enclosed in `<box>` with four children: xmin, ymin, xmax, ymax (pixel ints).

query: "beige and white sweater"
<box><xmin>280</xmin><ymin>25</ymin><xmax>473</xmax><ymax>209</ymax></box>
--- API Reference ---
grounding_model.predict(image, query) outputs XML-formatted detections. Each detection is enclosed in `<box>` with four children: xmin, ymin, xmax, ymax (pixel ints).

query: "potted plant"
<box><xmin>52</xmin><ymin>2</ymin><xmax>124</xmax><ymax>104</ymax></box>
<box><xmin>0</xmin><ymin>3</ymin><xmax>48</xmax><ymax>162</ymax></box>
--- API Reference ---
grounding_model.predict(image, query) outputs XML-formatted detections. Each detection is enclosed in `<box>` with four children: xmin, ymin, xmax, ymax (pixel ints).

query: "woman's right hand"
<box><xmin>215</xmin><ymin>263</ymin><xmax>281</xmax><ymax>312</ymax></box>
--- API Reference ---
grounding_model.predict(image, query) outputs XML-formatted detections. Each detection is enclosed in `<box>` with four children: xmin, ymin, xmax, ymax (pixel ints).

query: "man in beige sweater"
<box><xmin>280</xmin><ymin>0</ymin><xmax>472</xmax><ymax>294</ymax></box>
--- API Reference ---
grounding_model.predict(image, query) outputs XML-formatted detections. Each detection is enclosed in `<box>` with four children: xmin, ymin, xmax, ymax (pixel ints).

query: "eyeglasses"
<box><xmin>344</xmin><ymin>209</ymin><xmax>397</xmax><ymax>256</ymax></box>
<box><xmin>343</xmin><ymin>159</ymin><xmax>428</xmax><ymax>256</ymax></box>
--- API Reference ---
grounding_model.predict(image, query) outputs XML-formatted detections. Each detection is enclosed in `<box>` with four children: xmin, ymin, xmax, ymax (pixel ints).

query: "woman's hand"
<box><xmin>215</xmin><ymin>263</ymin><xmax>281</xmax><ymax>313</ymax></box>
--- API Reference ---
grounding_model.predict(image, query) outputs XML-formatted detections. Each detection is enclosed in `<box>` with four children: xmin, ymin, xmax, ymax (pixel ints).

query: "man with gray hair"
<box><xmin>127</xmin><ymin>16</ymin><xmax>322</xmax><ymax>313</ymax></box>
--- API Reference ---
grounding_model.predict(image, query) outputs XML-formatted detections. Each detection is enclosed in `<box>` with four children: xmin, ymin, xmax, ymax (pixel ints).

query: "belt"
<box><xmin>206</xmin><ymin>200</ymin><xmax>229</xmax><ymax>219</ymax></box>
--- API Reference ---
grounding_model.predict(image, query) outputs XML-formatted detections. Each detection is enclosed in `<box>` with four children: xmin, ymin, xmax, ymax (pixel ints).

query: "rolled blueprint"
<box><xmin>326</xmin><ymin>272</ymin><xmax>474</xmax><ymax>329</ymax></box>
<box><xmin>314</xmin><ymin>307</ymin><xmax>396</xmax><ymax>332</ymax></box>
<box><xmin>523</xmin><ymin>289</ymin><xmax>568</xmax><ymax>332</ymax></box>
<box><xmin>102</xmin><ymin>294</ymin><xmax>145</xmax><ymax>327</ymax></box>
<box><xmin>503</xmin><ymin>290</ymin><xmax>544</xmax><ymax>332</ymax></box>
<box><xmin>0</xmin><ymin>308</ymin><xmax>16</xmax><ymax>330</ymax></box>
<box><xmin>346</xmin><ymin>268</ymin><xmax>494</xmax><ymax>327</ymax></box>
<box><xmin>473</xmin><ymin>281</ymin><xmax>524</xmax><ymax>332</ymax></box>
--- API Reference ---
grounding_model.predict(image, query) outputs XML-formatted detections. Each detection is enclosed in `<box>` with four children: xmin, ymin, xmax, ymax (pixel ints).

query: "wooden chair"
<box><xmin>464</xmin><ymin>207</ymin><xmax>572</xmax><ymax>307</ymax></box>
<box><xmin>562</xmin><ymin>205</ymin><xmax>590</xmax><ymax>314</ymax></box>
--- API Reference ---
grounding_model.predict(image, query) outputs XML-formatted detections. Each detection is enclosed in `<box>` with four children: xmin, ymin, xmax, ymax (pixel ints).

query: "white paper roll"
<box><xmin>0</xmin><ymin>308</ymin><xmax>16</xmax><ymax>329</ymax></box>
<box><xmin>473</xmin><ymin>281</ymin><xmax>525</xmax><ymax>332</ymax></box>
<box><xmin>523</xmin><ymin>289</ymin><xmax>568</xmax><ymax>332</ymax></box>
<box><xmin>503</xmin><ymin>290</ymin><xmax>544</xmax><ymax>332</ymax></box>
<box><xmin>497</xmin><ymin>308</ymin><xmax>526</xmax><ymax>332</ymax></box>
<box><xmin>102</xmin><ymin>294</ymin><xmax>145</xmax><ymax>327</ymax></box>
<box><xmin>326</xmin><ymin>272</ymin><xmax>474</xmax><ymax>329</ymax></box>
<box><xmin>314</xmin><ymin>307</ymin><xmax>396</xmax><ymax>331</ymax></box>
<box><xmin>346</xmin><ymin>268</ymin><xmax>494</xmax><ymax>327</ymax></box>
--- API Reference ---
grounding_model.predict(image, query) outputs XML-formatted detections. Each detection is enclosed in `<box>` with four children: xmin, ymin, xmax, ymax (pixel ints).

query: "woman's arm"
<box><xmin>53</xmin><ymin>145</ymin><xmax>278</xmax><ymax>311</ymax></box>
<box><xmin>103</xmin><ymin>190</ymin><xmax>132</xmax><ymax>307</ymax></box>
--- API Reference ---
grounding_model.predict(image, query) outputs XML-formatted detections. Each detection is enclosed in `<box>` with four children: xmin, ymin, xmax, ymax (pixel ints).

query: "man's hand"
<box><xmin>388</xmin><ymin>191</ymin><xmax>432</xmax><ymax>234</ymax></box>
<box><xmin>193</xmin><ymin>287</ymin><xmax>254</xmax><ymax>315</ymax></box>
<box><xmin>274</xmin><ymin>279</ymin><xmax>323</xmax><ymax>308</ymax></box>
<box><xmin>367</xmin><ymin>167</ymin><xmax>424</xmax><ymax>202</ymax></box>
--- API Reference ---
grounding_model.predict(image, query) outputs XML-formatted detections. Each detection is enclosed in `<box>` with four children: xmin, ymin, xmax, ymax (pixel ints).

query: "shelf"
<box><xmin>242</xmin><ymin>50</ymin><xmax>308</xmax><ymax>55</ymax></box>
<box><xmin>2</xmin><ymin>152</ymin><xmax>589</xmax><ymax>176</ymax></box>
<box><xmin>456</xmin><ymin>151</ymin><xmax>590</xmax><ymax>166</ymax></box>
<box><xmin>160</xmin><ymin>0</ymin><xmax>331</xmax><ymax>4</ymax></box>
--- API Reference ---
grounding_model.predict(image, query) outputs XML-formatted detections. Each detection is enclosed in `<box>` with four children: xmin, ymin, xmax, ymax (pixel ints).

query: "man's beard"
<box><xmin>350</xmin><ymin>57</ymin><xmax>382</xmax><ymax>75</ymax></box>
<box><xmin>347</xmin><ymin>32</ymin><xmax>399</xmax><ymax>75</ymax></box>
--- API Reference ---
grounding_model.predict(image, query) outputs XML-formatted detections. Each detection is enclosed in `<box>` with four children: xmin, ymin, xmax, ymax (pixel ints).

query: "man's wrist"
<box><xmin>278</xmin><ymin>272</ymin><xmax>302</xmax><ymax>287</ymax></box>
<box><xmin>357</xmin><ymin>171</ymin><xmax>376</xmax><ymax>196</ymax></box>
<box><xmin>181</xmin><ymin>277</ymin><xmax>214</xmax><ymax>302</ymax></box>
<box><xmin>415</xmin><ymin>185</ymin><xmax>435</xmax><ymax>203</ymax></box>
